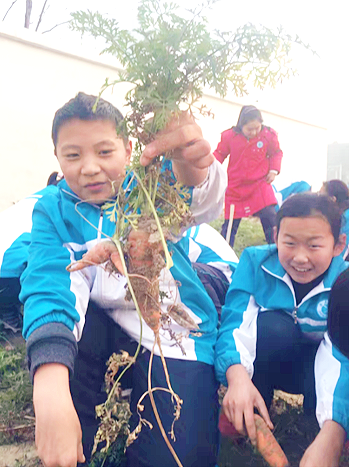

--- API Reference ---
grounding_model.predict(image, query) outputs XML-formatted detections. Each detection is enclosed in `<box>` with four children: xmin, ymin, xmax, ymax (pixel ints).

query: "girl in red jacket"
<box><xmin>214</xmin><ymin>105</ymin><xmax>283</xmax><ymax>247</ymax></box>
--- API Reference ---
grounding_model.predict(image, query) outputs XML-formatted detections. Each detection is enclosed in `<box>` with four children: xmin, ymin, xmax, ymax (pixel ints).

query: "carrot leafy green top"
<box><xmin>70</xmin><ymin>0</ymin><xmax>313</xmax><ymax>140</ymax></box>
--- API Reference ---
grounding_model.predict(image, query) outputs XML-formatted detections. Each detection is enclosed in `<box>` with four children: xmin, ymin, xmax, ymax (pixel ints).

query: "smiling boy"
<box><xmin>20</xmin><ymin>92</ymin><xmax>227</xmax><ymax>467</ymax></box>
<box><xmin>56</xmin><ymin>118</ymin><xmax>132</xmax><ymax>202</ymax></box>
<box><xmin>215</xmin><ymin>193</ymin><xmax>348</xmax><ymax>467</ymax></box>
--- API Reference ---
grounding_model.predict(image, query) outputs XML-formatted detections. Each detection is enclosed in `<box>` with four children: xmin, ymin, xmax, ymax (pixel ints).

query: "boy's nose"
<box><xmin>293</xmin><ymin>248</ymin><xmax>308</xmax><ymax>263</ymax></box>
<box><xmin>81</xmin><ymin>157</ymin><xmax>101</xmax><ymax>175</ymax></box>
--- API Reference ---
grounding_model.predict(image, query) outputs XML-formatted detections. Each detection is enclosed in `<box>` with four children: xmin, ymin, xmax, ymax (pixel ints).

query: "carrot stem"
<box><xmin>132</xmin><ymin>170</ymin><xmax>173</xmax><ymax>269</ymax></box>
<box><xmin>104</xmin><ymin>238</ymin><xmax>144</xmax><ymax>408</ymax></box>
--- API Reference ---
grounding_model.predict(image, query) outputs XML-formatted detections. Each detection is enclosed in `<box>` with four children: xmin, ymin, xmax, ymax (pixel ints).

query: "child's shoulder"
<box><xmin>240</xmin><ymin>243</ymin><xmax>278</xmax><ymax>262</ymax></box>
<box><xmin>261</xmin><ymin>126</ymin><xmax>278</xmax><ymax>138</ymax></box>
<box><xmin>236</xmin><ymin>244</ymin><xmax>280</xmax><ymax>276</ymax></box>
<box><xmin>221</xmin><ymin>128</ymin><xmax>239</xmax><ymax>139</ymax></box>
<box><xmin>31</xmin><ymin>183</ymin><xmax>59</xmax><ymax>199</ymax></box>
<box><xmin>36</xmin><ymin>180</ymin><xmax>75</xmax><ymax>205</ymax></box>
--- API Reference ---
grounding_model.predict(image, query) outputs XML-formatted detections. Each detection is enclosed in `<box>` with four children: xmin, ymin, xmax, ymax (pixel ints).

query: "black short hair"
<box><xmin>233</xmin><ymin>105</ymin><xmax>263</xmax><ymax>133</ymax></box>
<box><xmin>276</xmin><ymin>192</ymin><xmax>342</xmax><ymax>243</ymax></box>
<box><xmin>52</xmin><ymin>92</ymin><xmax>128</xmax><ymax>147</ymax></box>
<box><xmin>322</xmin><ymin>179</ymin><xmax>349</xmax><ymax>213</ymax></box>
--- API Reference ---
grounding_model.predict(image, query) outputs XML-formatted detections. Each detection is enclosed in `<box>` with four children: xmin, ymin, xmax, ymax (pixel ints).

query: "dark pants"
<box><xmin>221</xmin><ymin>205</ymin><xmax>276</xmax><ymax>248</ymax></box>
<box><xmin>192</xmin><ymin>263</ymin><xmax>230</xmax><ymax>320</ymax></box>
<box><xmin>70</xmin><ymin>303</ymin><xmax>219</xmax><ymax>467</ymax></box>
<box><xmin>252</xmin><ymin>310</ymin><xmax>318</xmax><ymax>415</ymax></box>
<box><xmin>0</xmin><ymin>278</ymin><xmax>22</xmax><ymax>329</ymax></box>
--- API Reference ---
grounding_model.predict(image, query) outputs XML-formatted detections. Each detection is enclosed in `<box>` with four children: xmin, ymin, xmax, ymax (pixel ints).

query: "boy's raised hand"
<box><xmin>223</xmin><ymin>364</ymin><xmax>273</xmax><ymax>446</ymax></box>
<box><xmin>140</xmin><ymin>111</ymin><xmax>214</xmax><ymax>186</ymax></box>
<box><xmin>33</xmin><ymin>363</ymin><xmax>85</xmax><ymax>467</ymax></box>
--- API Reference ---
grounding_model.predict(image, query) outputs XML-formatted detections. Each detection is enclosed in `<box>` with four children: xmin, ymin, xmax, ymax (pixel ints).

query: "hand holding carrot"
<box><xmin>140</xmin><ymin>111</ymin><xmax>214</xmax><ymax>186</ymax></box>
<box><xmin>223</xmin><ymin>364</ymin><xmax>273</xmax><ymax>445</ymax></box>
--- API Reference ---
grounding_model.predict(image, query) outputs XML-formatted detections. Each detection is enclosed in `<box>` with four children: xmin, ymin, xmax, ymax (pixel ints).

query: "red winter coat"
<box><xmin>214</xmin><ymin>126</ymin><xmax>283</xmax><ymax>219</ymax></box>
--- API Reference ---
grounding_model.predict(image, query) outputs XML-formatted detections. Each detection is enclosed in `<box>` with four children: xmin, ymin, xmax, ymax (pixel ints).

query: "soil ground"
<box><xmin>1</xmin><ymin>218</ymin><xmax>348</xmax><ymax>466</ymax></box>
<box><xmin>2</xmin><ymin>388</ymin><xmax>349</xmax><ymax>467</ymax></box>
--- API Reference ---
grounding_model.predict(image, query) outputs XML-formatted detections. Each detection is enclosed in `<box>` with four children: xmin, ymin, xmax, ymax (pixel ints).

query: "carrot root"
<box><xmin>254</xmin><ymin>414</ymin><xmax>290</xmax><ymax>467</ymax></box>
<box><xmin>66</xmin><ymin>240</ymin><xmax>125</xmax><ymax>274</ymax></box>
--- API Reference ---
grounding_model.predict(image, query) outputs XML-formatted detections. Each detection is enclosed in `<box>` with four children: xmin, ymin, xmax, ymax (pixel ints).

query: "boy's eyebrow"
<box><xmin>60</xmin><ymin>144</ymin><xmax>81</xmax><ymax>151</ymax></box>
<box><xmin>94</xmin><ymin>139</ymin><xmax>118</xmax><ymax>147</ymax></box>
<box><xmin>60</xmin><ymin>140</ymin><xmax>117</xmax><ymax>151</ymax></box>
<box><xmin>283</xmin><ymin>233</ymin><xmax>325</xmax><ymax>240</ymax></box>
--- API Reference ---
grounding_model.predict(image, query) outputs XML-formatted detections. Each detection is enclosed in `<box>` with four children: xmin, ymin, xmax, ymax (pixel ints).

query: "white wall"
<box><xmin>0</xmin><ymin>25</ymin><xmax>327</xmax><ymax>211</ymax></box>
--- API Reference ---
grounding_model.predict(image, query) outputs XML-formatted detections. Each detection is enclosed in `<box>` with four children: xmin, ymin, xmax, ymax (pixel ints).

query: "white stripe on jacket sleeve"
<box><xmin>315</xmin><ymin>333</ymin><xmax>338</xmax><ymax>428</ymax></box>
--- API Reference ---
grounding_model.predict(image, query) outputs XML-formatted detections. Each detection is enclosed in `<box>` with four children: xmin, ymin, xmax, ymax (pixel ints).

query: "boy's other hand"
<box><xmin>223</xmin><ymin>364</ymin><xmax>273</xmax><ymax>446</ymax></box>
<box><xmin>140</xmin><ymin>111</ymin><xmax>214</xmax><ymax>185</ymax></box>
<box><xmin>300</xmin><ymin>420</ymin><xmax>345</xmax><ymax>467</ymax></box>
<box><xmin>33</xmin><ymin>363</ymin><xmax>85</xmax><ymax>467</ymax></box>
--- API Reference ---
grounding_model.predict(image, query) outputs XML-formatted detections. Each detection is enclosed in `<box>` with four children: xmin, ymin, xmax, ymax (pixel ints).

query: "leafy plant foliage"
<box><xmin>67</xmin><ymin>2</ymin><xmax>313</xmax><ymax>465</ymax></box>
<box><xmin>70</xmin><ymin>0</ymin><xmax>312</xmax><ymax>140</ymax></box>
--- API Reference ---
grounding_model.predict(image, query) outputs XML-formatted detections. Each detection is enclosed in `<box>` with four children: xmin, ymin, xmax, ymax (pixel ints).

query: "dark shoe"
<box><xmin>0</xmin><ymin>304</ymin><xmax>23</xmax><ymax>333</ymax></box>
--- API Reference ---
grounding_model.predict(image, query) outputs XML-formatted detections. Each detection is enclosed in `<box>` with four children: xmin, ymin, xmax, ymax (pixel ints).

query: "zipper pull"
<box><xmin>292</xmin><ymin>307</ymin><xmax>298</xmax><ymax>324</ymax></box>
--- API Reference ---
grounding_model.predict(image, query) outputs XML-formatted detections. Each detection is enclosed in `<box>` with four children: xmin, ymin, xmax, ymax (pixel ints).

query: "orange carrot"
<box><xmin>126</xmin><ymin>229</ymin><xmax>162</xmax><ymax>269</ymax></box>
<box><xmin>66</xmin><ymin>240</ymin><xmax>125</xmax><ymax>275</ymax></box>
<box><xmin>66</xmin><ymin>231</ymin><xmax>164</xmax><ymax>333</ymax></box>
<box><xmin>254</xmin><ymin>414</ymin><xmax>290</xmax><ymax>467</ymax></box>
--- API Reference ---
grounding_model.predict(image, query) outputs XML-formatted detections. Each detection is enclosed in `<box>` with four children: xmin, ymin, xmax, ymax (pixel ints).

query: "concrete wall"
<box><xmin>0</xmin><ymin>25</ymin><xmax>327</xmax><ymax>212</ymax></box>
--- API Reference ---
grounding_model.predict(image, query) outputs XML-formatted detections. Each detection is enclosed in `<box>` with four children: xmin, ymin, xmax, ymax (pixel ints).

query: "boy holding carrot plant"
<box><xmin>20</xmin><ymin>92</ymin><xmax>227</xmax><ymax>467</ymax></box>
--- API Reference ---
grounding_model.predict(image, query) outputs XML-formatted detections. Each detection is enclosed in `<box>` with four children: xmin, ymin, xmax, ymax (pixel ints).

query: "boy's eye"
<box><xmin>310</xmin><ymin>244</ymin><xmax>321</xmax><ymax>249</ymax></box>
<box><xmin>284</xmin><ymin>241</ymin><xmax>295</xmax><ymax>247</ymax></box>
<box><xmin>100</xmin><ymin>149</ymin><xmax>113</xmax><ymax>156</ymax></box>
<box><xmin>65</xmin><ymin>153</ymin><xmax>79</xmax><ymax>159</ymax></box>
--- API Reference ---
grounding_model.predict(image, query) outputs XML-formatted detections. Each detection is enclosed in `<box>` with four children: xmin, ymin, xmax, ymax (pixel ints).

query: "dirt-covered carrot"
<box><xmin>254</xmin><ymin>414</ymin><xmax>290</xmax><ymax>467</ymax></box>
<box><xmin>67</xmin><ymin>240</ymin><xmax>125</xmax><ymax>275</ymax></box>
<box><xmin>67</xmin><ymin>226</ymin><xmax>197</xmax><ymax>467</ymax></box>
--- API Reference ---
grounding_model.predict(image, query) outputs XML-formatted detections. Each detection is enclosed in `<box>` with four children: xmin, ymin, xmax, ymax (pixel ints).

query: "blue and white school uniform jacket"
<box><xmin>272</xmin><ymin>181</ymin><xmax>311</xmax><ymax>212</ymax></box>
<box><xmin>0</xmin><ymin>186</ymin><xmax>57</xmax><ymax>279</ymax></box>
<box><xmin>20</xmin><ymin>160</ymin><xmax>227</xmax><ymax>377</ymax></box>
<box><xmin>341</xmin><ymin>208</ymin><xmax>349</xmax><ymax>258</ymax></box>
<box><xmin>215</xmin><ymin>244</ymin><xmax>349</xmax><ymax>386</ymax></box>
<box><xmin>315</xmin><ymin>333</ymin><xmax>349</xmax><ymax>435</ymax></box>
<box><xmin>180</xmin><ymin>223</ymin><xmax>238</xmax><ymax>283</ymax></box>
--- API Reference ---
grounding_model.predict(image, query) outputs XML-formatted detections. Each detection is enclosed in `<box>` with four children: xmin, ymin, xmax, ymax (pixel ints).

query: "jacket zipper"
<box><xmin>261</xmin><ymin>264</ymin><xmax>331</xmax><ymax>326</ymax></box>
<box><xmin>292</xmin><ymin>307</ymin><xmax>298</xmax><ymax>324</ymax></box>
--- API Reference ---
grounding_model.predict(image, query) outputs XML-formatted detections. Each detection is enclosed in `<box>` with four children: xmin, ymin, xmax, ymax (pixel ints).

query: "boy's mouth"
<box><xmin>291</xmin><ymin>265</ymin><xmax>312</xmax><ymax>274</ymax></box>
<box><xmin>85</xmin><ymin>182</ymin><xmax>105</xmax><ymax>191</ymax></box>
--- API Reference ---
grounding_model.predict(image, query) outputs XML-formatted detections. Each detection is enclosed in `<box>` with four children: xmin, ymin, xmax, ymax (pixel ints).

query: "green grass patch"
<box><xmin>0</xmin><ymin>339</ymin><xmax>34</xmax><ymax>445</ymax></box>
<box><xmin>209</xmin><ymin>216</ymin><xmax>266</xmax><ymax>257</ymax></box>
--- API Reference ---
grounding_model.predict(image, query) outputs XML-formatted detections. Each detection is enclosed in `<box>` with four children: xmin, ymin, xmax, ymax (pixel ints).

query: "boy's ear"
<box><xmin>334</xmin><ymin>233</ymin><xmax>347</xmax><ymax>257</ymax></box>
<box><xmin>125</xmin><ymin>140</ymin><xmax>132</xmax><ymax>164</ymax></box>
<box><xmin>273</xmin><ymin>226</ymin><xmax>278</xmax><ymax>244</ymax></box>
